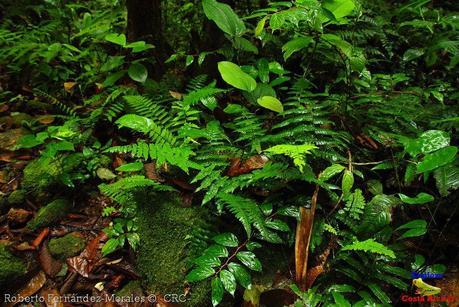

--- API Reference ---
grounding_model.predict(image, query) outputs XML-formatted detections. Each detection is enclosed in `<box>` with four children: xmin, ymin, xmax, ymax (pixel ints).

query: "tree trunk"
<box><xmin>126</xmin><ymin>0</ymin><xmax>169</xmax><ymax>77</ymax></box>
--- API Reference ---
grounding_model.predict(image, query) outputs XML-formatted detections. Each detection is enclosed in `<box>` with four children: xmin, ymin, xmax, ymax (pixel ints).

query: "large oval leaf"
<box><xmin>218</xmin><ymin>61</ymin><xmax>257</xmax><ymax>92</ymax></box>
<box><xmin>211</xmin><ymin>277</ymin><xmax>224</xmax><ymax>306</ymax></box>
<box><xmin>228</xmin><ymin>263</ymin><xmax>251</xmax><ymax>289</ymax></box>
<box><xmin>416</xmin><ymin>146</ymin><xmax>458</xmax><ymax>173</ymax></box>
<box><xmin>186</xmin><ymin>266</ymin><xmax>215</xmax><ymax>282</ymax></box>
<box><xmin>128</xmin><ymin>63</ymin><xmax>148</xmax><ymax>83</ymax></box>
<box><xmin>202</xmin><ymin>0</ymin><xmax>245</xmax><ymax>36</ymax></box>
<box><xmin>257</xmin><ymin>96</ymin><xmax>283</xmax><ymax>113</ymax></box>
<box><xmin>220</xmin><ymin>270</ymin><xmax>236</xmax><ymax>296</ymax></box>
<box><xmin>236</xmin><ymin>251</ymin><xmax>262</xmax><ymax>271</ymax></box>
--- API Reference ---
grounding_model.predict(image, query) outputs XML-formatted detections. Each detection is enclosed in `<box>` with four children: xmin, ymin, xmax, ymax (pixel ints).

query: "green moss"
<box><xmin>7</xmin><ymin>189</ymin><xmax>26</xmax><ymax>205</ymax></box>
<box><xmin>136</xmin><ymin>193</ymin><xmax>210</xmax><ymax>306</ymax></box>
<box><xmin>0</xmin><ymin>244</ymin><xmax>27</xmax><ymax>287</ymax></box>
<box><xmin>27</xmin><ymin>199</ymin><xmax>71</xmax><ymax>230</ymax></box>
<box><xmin>48</xmin><ymin>232</ymin><xmax>85</xmax><ymax>259</ymax></box>
<box><xmin>116</xmin><ymin>281</ymin><xmax>144</xmax><ymax>297</ymax></box>
<box><xmin>22</xmin><ymin>153</ymin><xmax>83</xmax><ymax>198</ymax></box>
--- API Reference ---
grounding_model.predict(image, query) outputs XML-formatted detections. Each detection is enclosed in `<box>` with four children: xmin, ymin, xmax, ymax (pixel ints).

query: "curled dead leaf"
<box><xmin>227</xmin><ymin>155</ymin><xmax>269</xmax><ymax>177</ymax></box>
<box><xmin>6</xmin><ymin>271</ymin><xmax>47</xmax><ymax>307</ymax></box>
<box><xmin>64</xmin><ymin>82</ymin><xmax>77</xmax><ymax>93</ymax></box>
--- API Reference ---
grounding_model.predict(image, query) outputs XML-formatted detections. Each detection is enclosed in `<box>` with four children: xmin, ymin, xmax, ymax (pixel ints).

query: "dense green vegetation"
<box><xmin>0</xmin><ymin>0</ymin><xmax>457</xmax><ymax>306</ymax></box>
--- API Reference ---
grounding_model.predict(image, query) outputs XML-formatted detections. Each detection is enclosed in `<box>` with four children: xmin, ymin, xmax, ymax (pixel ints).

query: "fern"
<box><xmin>33</xmin><ymin>89</ymin><xmax>77</xmax><ymax>117</ymax></box>
<box><xmin>115</xmin><ymin>114</ymin><xmax>178</xmax><ymax>146</ymax></box>
<box><xmin>106</xmin><ymin>141</ymin><xmax>197</xmax><ymax>173</ymax></box>
<box><xmin>99</xmin><ymin>175</ymin><xmax>175</xmax><ymax>205</ymax></box>
<box><xmin>265</xmin><ymin>144</ymin><xmax>317</xmax><ymax>173</ymax></box>
<box><xmin>217</xmin><ymin>193</ymin><xmax>282</xmax><ymax>243</ymax></box>
<box><xmin>341</xmin><ymin>239</ymin><xmax>395</xmax><ymax>258</ymax></box>
<box><xmin>124</xmin><ymin>95</ymin><xmax>173</xmax><ymax>128</ymax></box>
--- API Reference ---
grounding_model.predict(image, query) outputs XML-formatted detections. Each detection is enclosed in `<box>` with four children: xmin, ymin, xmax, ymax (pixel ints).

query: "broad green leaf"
<box><xmin>367</xmin><ymin>283</ymin><xmax>391</xmax><ymax>304</ymax></box>
<box><xmin>213</xmin><ymin>233</ymin><xmax>239</xmax><ymax>247</ymax></box>
<box><xmin>321</xmin><ymin>34</ymin><xmax>353</xmax><ymax>58</ymax></box>
<box><xmin>211</xmin><ymin>277</ymin><xmax>224</xmax><ymax>306</ymax></box>
<box><xmin>105</xmin><ymin>33</ymin><xmax>126</xmax><ymax>46</ymax></box>
<box><xmin>102</xmin><ymin>238</ymin><xmax>120</xmax><ymax>256</ymax></box>
<box><xmin>246</xmin><ymin>242</ymin><xmax>262</xmax><ymax>251</ymax></box>
<box><xmin>96</xmin><ymin>168</ymin><xmax>116</xmax><ymax>180</ymax></box>
<box><xmin>257</xmin><ymin>96</ymin><xmax>283</xmax><ymax>113</ymax></box>
<box><xmin>194</xmin><ymin>255</ymin><xmax>221</xmax><ymax>267</ymax></box>
<box><xmin>342</xmin><ymin>170</ymin><xmax>354</xmax><ymax>198</ymax></box>
<box><xmin>220</xmin><ymin>270</ymin><xmax>237</xmax><ymax>296</ymax></box>
<box><xmin>419</xmin><ymin>130</ymin><xmax>450</xmax><ymax>154</ymax></box>
<box><xmin>269</xmin><ymin>13</ymin><xmax>285</xmax><ymax>31</ymax></box>
<box><xmin>255</xmin><ymin>16</ymin><xmax>267</xmax><ymax>36</ymax></box>
<box><xmin>416</xmin><ymin>146</ymin><xmax>458</xmax><ymax>173</ymax></box>
<box><xmin>186</xmin><ymin>266</ymin><xmax>215</xmax><ymax>282</ymax></box>
<box><xmin>398</xmin><ymin>192</ymin><xmax>434</xmax><ymax>205</ymax></box>
<box><xmin>396</xmin><ymin>219</ymin><xmax>427</xmax><ymax>239</ymax></box>
<box><xmin>234</xmin><ymin>37</ymin><xmax>259</xmax><ymax>54</ymax></box>
<box><xmin>319</xmin><ymin>164</ymin><xmax>345</xmax><ymax>182</ymax></box>
<box><xmin>322</xmin><ymin>0</ymin><xmax>356</xmax><ymax>20</ymax></box>
<box><xmin>265</xmin><ymin>219</ymin><xmax>290</xmax><ymax>232</ymax></box>
<box><xmin>257</xmin><ymin>58</ymin><xmax>270</xmax><ymax>83</ymax></box>
<box><xmin>218</xmin><ymin>61</ymin><xmax>257</xmax><ymax>92</ymax></box>
<box><xmin>282</xmin><ymin>36</ymin><xmax>314</xmax><ymax>60</ymax></box>
<box><xmin>434</xmin><ymin>166</ymin><xmax>459</xmax><ymax>196</ymax></box>
<box><xmin>203</xmin><ymin>244</ymin><xmax>229</xmax><ymax>258</ymax></box>
<box><xmin>202</xmin><ymin>0</ymin><xmax>246</xmax><ymax>36</ymax></box>
<box><xmin>236</xmin><ymin>251</ymin><xmax>262</xmax><ymax>271</ymax></box>
<box><xmin>128</xmin><ymin>63</ymin><xmax>148</xmax><ymax>83</ymax></box>
<box><xmin>332</xmin><ymin>292</ymin><xmax>351</xmax><ymax>307</ymax></box>
<box><xmin>396</xmin><ymin>219</ymin><xmax>427</xmax><ymax>231</ymax></box>
<box><xmin>398</xmin><ymin>228</ymin><xmax>427</xmax><ymax>239</ymax></box>
<box><xmin>228</xmin><ymin>263</ymin><xmax>252</xmax><ymax>289</ymax></box>
<box><xmin>186</xmin><ymin>55</ymin><xmax>194</xmax><ymax>67</ymax></box>
<box><xmin>116</xmin><ymin>162</ymin><xmax>144</xmax><ymax>172</ymax></box>
<box><xmin>103</xmin><ymin>70</ymin><xmax>126</xmax><ymax>87</ymax></box>
<box><xmin>367</xmin><ymin>179</ymin><xmax>383</xmax><ymax>195</ymax></box>
<box><xmin>403</xmin><ymin>48</ymin><xmax>425</xmax><ymax>61</ymax></box>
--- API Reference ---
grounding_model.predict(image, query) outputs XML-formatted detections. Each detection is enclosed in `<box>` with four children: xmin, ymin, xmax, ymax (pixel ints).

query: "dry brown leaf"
<box><xmin>227</xmin><ymin>155</ymin><xmax>269</xmax><ymax>177</ymax></box>
<box><xmin>6</xmin><ymin>271</ymin><xmax>47</xmax><ymax>307</ymax></box>
<box><xmin>7</xmin><ymin>208</ymin><xmax>33</xmax><ymax>224</ymax></box>
<box><xmin>67</xmin><ymin>232</ymin><xmax>107</xmax><ymax>277</ymax></box>
<box><xmin>63</xmin><ymin>82</ymin><xmax>77</xmax><ymax>93</ymax></box>
<box><xmin>144</xmin><ymin>162</ymin><xmax>165</xmax><ymax>182</ymax></box>
<box><xmin>32</xmin><ymin>227</ymin><xmax>50</xmax><ymax>248</ymax></box>
<box><xmin>37</xmin><ymin>115</ymin><xmax>55</xmax><ymax>125</ymax></box>
<box><xmin>39</xmin><ymin>244</ymin><xmax>63</xmax><ymax>277</ymax></box>
<box><xmin>169</xmin><ymin>91</ymin><xmax>183</xmax><ymax>100</ymax></box>
<box><xmin>40</xmin><ymin>287</ymin><xmax>64</xmax><ymax>307</ymax></box>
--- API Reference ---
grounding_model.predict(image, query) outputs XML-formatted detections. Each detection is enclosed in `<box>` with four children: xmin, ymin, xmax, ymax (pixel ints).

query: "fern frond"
<box><xmin>341</xmin><ymin>239</ymin><xmax>395</xmax><ymax>258</ymax></box>
<box><xmin>106</xmin><ymin>142</ymin><xmax>197</xmax><ymax>173</ymax></box>
<box><xmin>115</xmin><ymin>114</ymin><xmax>178</xmax><ymax>146</ymax></box>
<box><xmin>33</xmin><ymin>89</ymin><xmax>77</xmax><ymax>117</ymax></box>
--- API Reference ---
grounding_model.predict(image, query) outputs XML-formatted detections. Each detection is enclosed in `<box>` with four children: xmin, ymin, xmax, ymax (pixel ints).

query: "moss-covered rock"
<box><xmin>116</xmin><ymin>280</ymin><xmax>143</xmax><ymax>297</ymax></box>
<box><xmin>27</xmin><ymin>199</ymin><xmax>71</xmax><ymax>230</ymax></box>
<box><xmin>7</xmin><ymin>189</ymin><xmax>26</xmax><ymax>205</ymax></box>
<box><xmin>48</xmin><ymin>232</ymin><xmax>85</xmax><ymax>259</ymax></box>
<box><xmin>22</xmin><ymin>153</ymin><xmax>84</xmax><ymax>198</ymax></box>
<box><xmin>0</xmin><ymin>244</ymin><xmax>27</xmax><ymax>287</ymax></box>
<box><xmin>136</xmin><ymin>193</ymin><xmax>211</xmax><ymax>306</ymax></box>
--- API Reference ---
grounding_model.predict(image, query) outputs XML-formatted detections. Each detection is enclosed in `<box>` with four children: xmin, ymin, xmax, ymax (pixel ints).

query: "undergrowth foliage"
<box><xmin>1</xmin><ymin>0</ymin><xmax>458</xmax><ymax>306</ymax></box>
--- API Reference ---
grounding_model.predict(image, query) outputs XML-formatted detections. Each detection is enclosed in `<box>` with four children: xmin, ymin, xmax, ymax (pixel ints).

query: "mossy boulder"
<box><xmin>22</xmin><ymin>154</ymin><xmax>84</xmax><ymax>198</ymax></box>
<box><xmin>48</xmin><ymin>232</ymin><xmax>85</xmax><ymax>259</ymax></box>
<box><xmin>0</xmin><ymin>244</ymin><xmax>27</xmax><ymax>287</ymax></box>
<box><xmin>7</xmin><ymin>189</ymin><xmax>26</xmax><ymax>205</ymax></box>
<box><xmin>27</xmin><ymin>199</ymin><xmax>71</xmax><ymax>230</ymax></box>
<box><xmin>136</xmin><ymin>193</ymin><xmax>211</xmax><ymax>306</ymax></box>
